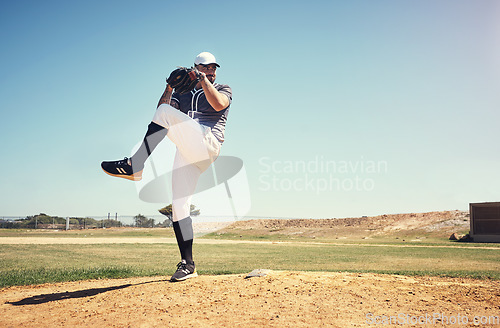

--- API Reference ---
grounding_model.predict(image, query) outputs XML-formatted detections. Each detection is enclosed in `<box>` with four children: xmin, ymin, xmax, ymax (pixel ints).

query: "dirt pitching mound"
<box><xmin>1</xmin><ymin>271</ymin><xmax>499</xmax><ymax>328</ymax></box>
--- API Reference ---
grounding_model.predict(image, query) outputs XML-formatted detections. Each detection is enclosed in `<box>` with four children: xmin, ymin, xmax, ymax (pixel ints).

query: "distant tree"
<box><xmin>33</xmin><ymin>214</ymin><xmax>53</xmax><ymax>224</ymax></box>
<box><xmin>0</xmin><ymin>214</ymin><xmax>120</xmax><ymax>230</ymax></box>
<box><xmin>134</xmin><ymin>214</ymin><xmax>146</xmax><ymax>227</ymax></box>
<box><xmin>100</xmin><ymin>219</ymin><xmax>122</xmax><ymax>228</ymax></box>
<box><xmin>21</xmin><ymin>213</ymin><xmax>65</xmax><ymax>228</ymax></box>
<box><xmin>134</xmin><ymin>214</ymin><xmax>154</xmax><ymax>228</ymax></box>
<box><xmin>82</xmin><ymin>217</ymin><xmax>99</xmax><ymax>228</ymax></box>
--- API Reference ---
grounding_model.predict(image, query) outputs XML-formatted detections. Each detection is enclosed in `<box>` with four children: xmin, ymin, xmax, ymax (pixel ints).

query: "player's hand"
<box><xmin>198</xmin><ymin>71</ymin><xmax>207</xmax><ymax>82</ymax></box>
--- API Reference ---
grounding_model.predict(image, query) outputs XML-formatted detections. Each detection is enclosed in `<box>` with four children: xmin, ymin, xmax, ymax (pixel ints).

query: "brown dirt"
<box><xmin>1</xmin><ymin>271</ymin><xmax>499</xmax><ymax>328</ymax></box>
<box><xmin>1</xmin><ymin>211</ymin><xmax>499</xmax><ymax>328</ymax></box>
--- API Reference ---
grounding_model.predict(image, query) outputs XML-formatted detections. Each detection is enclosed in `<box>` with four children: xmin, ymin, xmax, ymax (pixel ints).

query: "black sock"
<box><xmin>172</xmin><ymin>217</ymin><xmax>194</xmax><ymax>264</ymax></box>
<box><xmin>129</xmin><ymin>122</ymin><xmax>167</xmax><ymax>171</ymax></box>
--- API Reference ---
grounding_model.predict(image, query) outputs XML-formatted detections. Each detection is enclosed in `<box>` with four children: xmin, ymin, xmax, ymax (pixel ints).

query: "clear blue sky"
<box><xmin>1</xmin><ymin>0</ymin><xmax>499</xmax><ymax>219</ymax></box>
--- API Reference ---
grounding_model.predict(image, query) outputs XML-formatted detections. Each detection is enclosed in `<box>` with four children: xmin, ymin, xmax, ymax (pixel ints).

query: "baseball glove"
<box><xmin>166</xmin><ymin>67</ymin><xmax>203</xmax><ymax>94</ymax></box>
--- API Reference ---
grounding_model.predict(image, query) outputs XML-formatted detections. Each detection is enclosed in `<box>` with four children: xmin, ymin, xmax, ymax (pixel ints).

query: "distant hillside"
<box><xmin>215</xmin><ymin>210</ymin><xmax>470</xmax><ymax>239</ymax></box>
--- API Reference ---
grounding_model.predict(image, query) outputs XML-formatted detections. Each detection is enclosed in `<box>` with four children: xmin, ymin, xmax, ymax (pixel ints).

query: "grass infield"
<box><xmin>1</xmin><ymin>238</ymin><xmax>499</xmax><ymax>288</ymax></box>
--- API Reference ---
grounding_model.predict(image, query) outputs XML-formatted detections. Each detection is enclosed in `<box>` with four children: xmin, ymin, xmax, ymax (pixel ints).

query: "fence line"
<box><xmin>0</xmin><ymin>214</ymin><xmax>297</xmax><ymax>230</ymax></box>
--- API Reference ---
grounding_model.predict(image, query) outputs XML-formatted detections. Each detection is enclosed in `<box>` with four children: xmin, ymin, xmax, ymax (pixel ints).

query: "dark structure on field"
<box><xmin>470</xmin><ymin>202</ymin><xmax>500</xmax><ymax>242</ymax></box>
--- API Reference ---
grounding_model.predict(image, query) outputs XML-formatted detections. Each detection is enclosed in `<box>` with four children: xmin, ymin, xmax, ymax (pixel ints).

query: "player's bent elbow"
<box><xmin>214</xmin><ymin>103</ymin><xmax>229</xmax><ymax>112</ymax></box>
<box><xmin>214</xmin><ymin>96</ymin><xmax>230</xmax><ymax>111</ymax></box>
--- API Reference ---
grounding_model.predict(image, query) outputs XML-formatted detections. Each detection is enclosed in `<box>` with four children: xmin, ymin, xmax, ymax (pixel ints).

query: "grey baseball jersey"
<box><xmin>171</xmin><ymin>83</ymin><xmax>232</xmax><ymax>143</ymax></box>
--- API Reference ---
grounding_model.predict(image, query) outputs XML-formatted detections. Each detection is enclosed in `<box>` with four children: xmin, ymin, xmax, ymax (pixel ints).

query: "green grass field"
<box><xmin>1</xmin><ymin>228</ymin><xmax>499</xmax><ymax>288</ymax></box>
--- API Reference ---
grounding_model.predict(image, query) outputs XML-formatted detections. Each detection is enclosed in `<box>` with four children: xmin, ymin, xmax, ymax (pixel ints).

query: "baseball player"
<box><xmin>101</xmin><ymin>52</ymin><xmax>232</xmax><ymax>282</ymax></box>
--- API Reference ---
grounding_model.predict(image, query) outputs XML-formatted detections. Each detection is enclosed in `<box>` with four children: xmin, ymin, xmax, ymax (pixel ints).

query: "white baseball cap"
<box><xmin>194</xmin><ymin>52</ymin><xmax>220</xmax><ymax>67</ymax></box>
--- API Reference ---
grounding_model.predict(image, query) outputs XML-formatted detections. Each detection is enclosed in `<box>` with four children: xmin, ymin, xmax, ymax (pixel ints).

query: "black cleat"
<box><xmin>101</xmin><ymin>157</ymin><xmax>143</xmax><ymax>181</ymax></box>
<box><xmin>170</xmin><ymin>260</ymin><xmax>197</xmax><ymax>282</ymax></box>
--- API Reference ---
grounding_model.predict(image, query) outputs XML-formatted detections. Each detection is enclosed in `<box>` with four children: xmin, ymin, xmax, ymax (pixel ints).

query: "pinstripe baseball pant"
<box><xmin>152</xmin><ymin>104</ymin><xmax>221</xmax><ymax>224</ymax></box>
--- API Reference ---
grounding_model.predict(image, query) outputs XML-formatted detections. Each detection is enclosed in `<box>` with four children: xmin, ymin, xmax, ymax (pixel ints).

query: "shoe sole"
<box><xmin>170</xmin><ymin>271</ymin><xmax>198</xmax><ymax>282</ymax></box>
<box><xmin>102</xmin><ymin>168</ymin><xmax>143</xmax><ymax>181</ymax></box>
